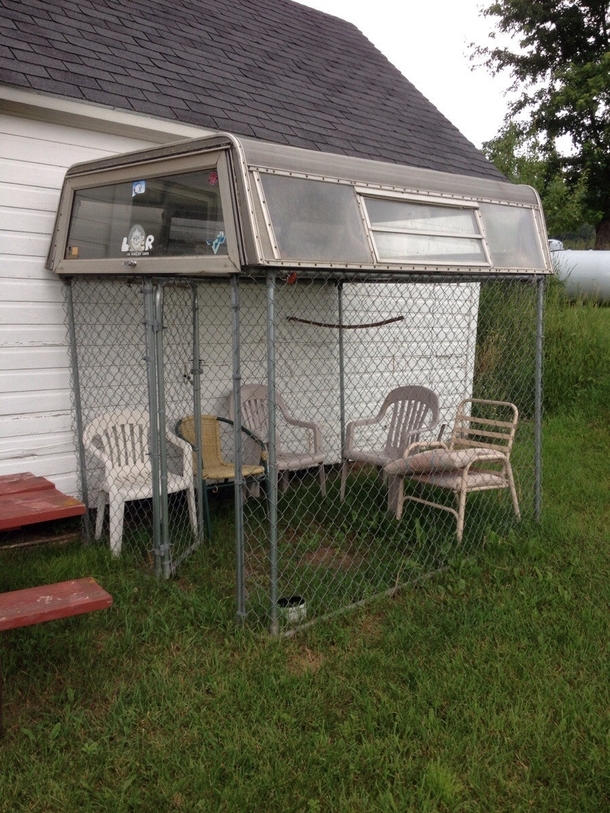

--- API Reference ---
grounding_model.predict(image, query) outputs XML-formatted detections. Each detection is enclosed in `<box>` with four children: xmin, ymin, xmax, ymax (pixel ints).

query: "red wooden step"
<box><xmin>0</xmin><ymin>578</ymin><xmax>113</xmax><ymax>632</ymax></box>
<box><xmin>0</xmin><ymin>472</ymin><xmax>85</xmax><ymax>532</ymax></box>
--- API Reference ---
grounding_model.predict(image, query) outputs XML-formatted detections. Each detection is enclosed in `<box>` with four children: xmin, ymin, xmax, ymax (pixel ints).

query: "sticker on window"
<box><xmin>132</xmin><ymin>180</ymin><xmax>146</xmax><ymax>197</ymax></box>
<box><xmin>207</xmin><ymin>230</ymin><xmax>226</xmax><ymax>254</ymax></box>
<box><xmin>121</xmin><ymin>224</ymin><xmax>155</xmax><ymax>256</ymax></box>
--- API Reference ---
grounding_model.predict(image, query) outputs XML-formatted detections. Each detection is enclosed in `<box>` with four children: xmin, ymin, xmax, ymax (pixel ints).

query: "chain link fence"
<box><xmin>65</xmin><ymin>273</ymin><xmax>542</xmax><ymax>631</ymax></box>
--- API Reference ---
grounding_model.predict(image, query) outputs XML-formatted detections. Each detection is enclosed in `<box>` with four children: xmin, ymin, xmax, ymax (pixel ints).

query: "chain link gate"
<box><xmin>65</xmin><ymin>273</ymin><xmax>542</xmax><ymax>632</ymax></box>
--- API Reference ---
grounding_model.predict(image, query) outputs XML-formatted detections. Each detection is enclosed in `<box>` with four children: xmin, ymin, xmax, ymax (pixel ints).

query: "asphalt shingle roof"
<box><xmin>0</xmin><ymin>0</ymin><xmax>504</xmax><ymax>180</ymax></box>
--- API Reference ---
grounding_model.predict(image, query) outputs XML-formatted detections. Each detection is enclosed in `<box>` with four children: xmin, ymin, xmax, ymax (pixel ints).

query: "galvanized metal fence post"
<box><xmin>266</xmin><ymin>272</ymin><xmax>279</xmax><ymax>635</ymax></box>
<box><xmin>143</xmin><ymin>279</ymin><xmax>162</xmax><ymax>577</ymax></box>
<box><xmin>64</xmin><ymin>278</ymin><xmax>91</xmax><ymax>543</ymax></box>
<box><xmin>338</xmin><ymin>281</ymin><xmax>346</xmax><ymax>454</ymax></box>
<box><xmin>231</xmin><ymin>274</ymin><xmax>246</xmax><ymax>621</ymax></box>
<box><xmin>154</xmin><ymin>283</ymin><xmax>172</xmax><ymax>579</ymax></box>
<box><xmin>535</xmin><ymin>275</ymin><xmax>544</xmax><ymax>523</ymax></box>
<box><xmin>191</xmin><ymin>283</ymin><xmax>205</xmax><ymax>544</ymax></box>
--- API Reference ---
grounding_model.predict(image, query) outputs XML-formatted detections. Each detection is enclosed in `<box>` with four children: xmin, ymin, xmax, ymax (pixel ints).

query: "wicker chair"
<box><xmin>176</xmin><ymin>414</ymin><xmax>265</xmax><ymax>540</ymax></box>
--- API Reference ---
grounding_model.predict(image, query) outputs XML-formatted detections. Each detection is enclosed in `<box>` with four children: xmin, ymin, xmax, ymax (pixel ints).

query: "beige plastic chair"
<box><xmin>83</xmin><ymin>409</ymin><xmax>197</xmax><ymax>556</ymax></box>
<box><xmin>230</xmin><ymin>384</ymin><xmax>326</xmax><ymax>495</ymax></box>
<box><xmin>384</xmin><ymin>398</ymin><xmax>520</xmax><ymax>541</ymax></box>
<box><xmin>340</xmin><ymin>386</ymin><xmax>441</xmax><ymax>511</ymax></box>
<box><xmin>175</xmin><ymin>414</ymin><xmax>265</xmax><ymax>540</ymax></box>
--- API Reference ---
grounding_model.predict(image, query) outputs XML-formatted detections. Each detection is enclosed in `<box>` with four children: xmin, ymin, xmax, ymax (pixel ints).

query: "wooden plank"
<box><xmin>0</xmin><ymin>472</ymin><xmax>85</xmax><ymax>531</ymax></box>
<box><xmin>0</xmin><ymin>472</ymin><xmax>53</xmax><ymax>496</ymax></box>
<box><xmin>0</xmin><ymin>578</ymin><xmax>112</xmax><ymax>632</ymax></box>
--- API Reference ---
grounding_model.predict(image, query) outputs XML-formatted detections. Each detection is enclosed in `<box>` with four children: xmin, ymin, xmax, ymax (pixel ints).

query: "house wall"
<box><xmin>0</xmin><ymin>105</ymin><xmax>480</xmax><ymax>500</ymax></box>
<box><xmin>0</xmin><ymin>111</ymin><xmax>178</xmax><ymax>494</ymax></box>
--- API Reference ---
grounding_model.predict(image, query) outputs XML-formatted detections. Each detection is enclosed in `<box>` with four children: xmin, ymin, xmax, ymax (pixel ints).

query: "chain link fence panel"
<box><xmin>66</xmin><ymin>273</ymin><xmax>540</xmax><ymax>631</ymax></box>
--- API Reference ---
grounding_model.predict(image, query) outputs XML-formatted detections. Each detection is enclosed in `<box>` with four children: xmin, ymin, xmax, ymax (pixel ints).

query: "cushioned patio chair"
<box><xmin>176</xmin><ymin>414</ymin><xmax>265</xmax><ymax>540</ymax></box>
<box><xmin>230</xmin><ymin>384</ymin><xmax>326</xmax><ymax>496</ymax></box>
<box><xmin>383</xmin><ymin>398</ymin><xmax>520</xmax><ymax>541</ymax></box>
<box><xmin>84</xmin><ymin>409</ymin><xmax>197</xmax><ymax>556</ymax></box>
<box><xmin>340</xmin><ymin>385</ymin><xmax>441</xmax><ymax>512</ymax></box>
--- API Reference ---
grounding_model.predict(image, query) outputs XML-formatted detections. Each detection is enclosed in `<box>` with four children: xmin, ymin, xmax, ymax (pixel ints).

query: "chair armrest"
<box><xmin>84</xmin><ymin>443</ymin><xmax>111</xmax><ymax>471</ymax></box>
<box><xmin>216</xmin><ymin>416</ymin><xmax>268</xmax><ymax>453</ymax></box>
<box><xmin>166</xmin><ymin>430</ymin><xmax>194</xmax><ymax>476</ymax></box>
<box><xmin>401</xmin><ymin>440</ymin><xmax>449</xmax><ymax>460</ymax></box>
<box><xmin>344</xmin><ymin>414</ymin><xmax>386</xmax><ymax>454</ymax></box>
<box><xmin>280</xmin><ymin>415</ymin><xmax>323</xmax><ymax>453</ymax></box>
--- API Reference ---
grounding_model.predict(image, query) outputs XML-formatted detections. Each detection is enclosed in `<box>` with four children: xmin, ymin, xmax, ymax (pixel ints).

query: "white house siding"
<box><xmin>0</xmin><ymin>108</ymin><xmax>480</xmax><ymax>500</ymax></box>
<box><xmin>0</xmin><ymin>112</ymin><xmax>158</xmax><ymax>495</ymax></box>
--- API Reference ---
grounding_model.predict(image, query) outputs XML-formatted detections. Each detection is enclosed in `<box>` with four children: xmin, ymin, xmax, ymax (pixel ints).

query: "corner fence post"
<box><xmin>535</xmin><ymin>275</ymin><xmax>544</xmax><ymax>523</ymax></box>
<box><xmin>64</xmin><ymin>278</ymin><xmax>91</xmax><ymax>543</ymax></box>
<box><xmin>231</xmin><ymin>275</ymin><xmax>246</xmax><ymax>621</ymax></box>
<box><xmin>266</xmin><ymin>272</ymin><xmax>279</xmax><ymax>635</ymax></box>
<box><xmin>338</xmin><ymin>281</ymin><xmax>346</xmax><ymax>454</ymax></box>
<box><xmin>143</xmin><ymin>279</ymin><xmax>162</xmax><ymax>577</ymax></box>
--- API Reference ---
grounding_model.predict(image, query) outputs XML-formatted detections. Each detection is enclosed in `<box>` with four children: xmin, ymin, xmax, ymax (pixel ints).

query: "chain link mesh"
<box><xmin>66</xmin><ymin>274</ymin><xmax>538</xmax><ymax>630</ymax></box>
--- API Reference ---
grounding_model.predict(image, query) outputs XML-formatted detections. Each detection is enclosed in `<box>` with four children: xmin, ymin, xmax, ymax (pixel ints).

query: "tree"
<box><xmin>474</xmin><ymin>1</ymin><xmax>610</xmax><ymax>248</ymax></box>
<box><xmin>482</xmin><ymin>122</ymin><xmax>590</xmax><ymax>239</ymax></box>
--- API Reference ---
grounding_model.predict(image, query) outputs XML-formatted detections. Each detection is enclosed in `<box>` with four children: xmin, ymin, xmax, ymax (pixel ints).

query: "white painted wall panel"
<box><xmin>0</xmin><ymin>110</ymin><xmax>159</xmax><ymax>496</ymax></box>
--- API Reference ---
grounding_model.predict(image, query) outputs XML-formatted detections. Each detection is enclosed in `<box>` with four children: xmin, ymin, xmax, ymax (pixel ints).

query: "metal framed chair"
<box><xmin>83</xmin><ymin>409</ymin><xmax>197</xmax><ymax>556</ymax></box>
<box><xmin>175</xmin><ymin>414</ymin><xmax>265</xmax><ymax>540</ymax></box>
<box><xmin>230</xmin><ymin>384</ymin><xmax>326</xmax><ymax>496</ymax></box>
<box><xmin>340</xmin><ymin>385</ymin><xmax>441</xmax><ymax>513</ymax></box>
<box><xmin>383</xmin><ymin>398</ymin><xmax>520</xmax><ymax>541</ymax></box>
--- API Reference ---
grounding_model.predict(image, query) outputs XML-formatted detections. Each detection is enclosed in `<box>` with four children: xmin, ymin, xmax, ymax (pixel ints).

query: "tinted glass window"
<box><xmin>65</xmin><ymin>170</ymin><xmax>227</xmax><ymax>260</ymax></box>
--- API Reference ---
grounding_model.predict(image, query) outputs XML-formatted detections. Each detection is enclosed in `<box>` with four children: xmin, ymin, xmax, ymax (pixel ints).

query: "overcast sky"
<box><xmin>297</xmin><ymin>0</ymin><xmax>514</xmax><ymax>149</ymax></box>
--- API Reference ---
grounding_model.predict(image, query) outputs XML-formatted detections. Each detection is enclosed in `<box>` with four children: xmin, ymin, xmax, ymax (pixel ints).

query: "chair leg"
<box><xmin>505</xmin><ymin>462</ymin><xmax>521</xmax><ymax>519</ymax></box>
<box><xmin>318</xmin><ymin>464</ymin><xmax>326</xmax><ymax>497</ymax></box>
<box><xmin>278</xmin><ymin>470</ymin><xmax>289</xmax><ymax>493</ymax></box>
<box><xmin>108</xmin><ymin>492</ymin><xmax>125</xmax><ymax>557</ymax></box>
<box><xmin>387</xmin><ymin>475</ymin><xmax>405</xmax><ymax>520</ymax></box>
<box><xmin>186</xmin><ymin>485</ymin><xmax>197</xmax><ymax>537</ymax></box>
<box><xmin>202</xmin><ymin>486</ymin><xmax>213</xmax><ymax>542</ymax></box>
<box><xmin>456</xmin><ymin>487</ymin><xmax>467</xmax><ymax>543</ymax></box>
<box><xmin>340</xmin><ymin>460</ymin><xmax>350</xmax><ymax>502</ymax></box>
<box><xmin>95</xmin><ymin>490</ymin><xmax>107</xmax><ymax>539</ymax></box>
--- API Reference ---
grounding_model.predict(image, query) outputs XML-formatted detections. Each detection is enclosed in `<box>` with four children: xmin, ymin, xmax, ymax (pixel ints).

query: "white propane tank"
<box><xmin>550</xmin><ymin>242</ymin><xmax>610</xmax><ymax>300</ymax></box>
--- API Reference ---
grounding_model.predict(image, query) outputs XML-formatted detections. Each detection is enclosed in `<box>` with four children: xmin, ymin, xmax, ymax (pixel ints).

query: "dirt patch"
<box><xmin>299</xmin><ymin>545</ymin><xmax>364</xmax><ymax>571</ymax></box>
<box><xmin>287</xmin><ymin>646</ymin><xmax>325</xmax><ymax>675</ymax></box>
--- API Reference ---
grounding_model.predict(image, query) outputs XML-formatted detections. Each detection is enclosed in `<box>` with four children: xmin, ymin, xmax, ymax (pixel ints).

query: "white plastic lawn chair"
<box><xmin>83</xmin><ymin>410</ymin><xmax>197</xmax><ymax>556</ymax></box>
<box><xmin>383</xmin><ymin>398</ymin><xmax>520</xmax><ymax>541</ymax></box>
<box><xmin>230</xmin><ymin>384</ymin><xmax>326</xmax><ymax>495</ymax></box>
<box><xmin>340</xmin><ymin>385</ymin><xmax>441</xmax><ymax>513</ymax></box>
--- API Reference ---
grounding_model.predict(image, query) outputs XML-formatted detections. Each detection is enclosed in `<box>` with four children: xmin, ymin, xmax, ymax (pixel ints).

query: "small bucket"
<box><xmin>277</xmin><ymin>595</ymin><xmax>307</xmax><ymax>625</ymax></box>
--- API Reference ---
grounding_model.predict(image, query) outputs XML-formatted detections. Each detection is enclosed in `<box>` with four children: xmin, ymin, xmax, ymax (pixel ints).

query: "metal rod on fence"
<box><xmin>64</xmin><ymin>278</ymin><xmax>91</xmax><ymax>544</ymax></box>
<box><xmin>143</xmin><ymin>279</ymin><xmax>162</xmax><ymax>577</ymax></box>
<box><xmin>191</xmin><ymin>284</ymin><xmax>205</xmax><ymax>544</ymax></box>
<box><xmin>266</xmin><ymin>271</ymin><xmax>279</xmax><ymax>635</ymax></box>
<box><xmin>154</xmin><ymin>284</ymin><xmax>172</xmax><ymax>579</ymax></box>
<box><xmin>231</xmin><ymin>274</ymin><xmax>246</xmax><ymax>621</ymax></box>
<box><xmin>338</xmin><ymin>281</ymin><xmax>346</xmax><ymax>454</ymax></box>
<box><xmin>535</xmin><ymin>275</ymin><xmax>544</xmax><ymax>523</ymax></box>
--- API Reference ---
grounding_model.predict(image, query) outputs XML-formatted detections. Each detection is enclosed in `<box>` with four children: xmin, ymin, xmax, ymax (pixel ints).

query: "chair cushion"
<box><xmin>384</xmin><ymin>447</ymin><xmax>503</xmax><ymax>475</ymax></box>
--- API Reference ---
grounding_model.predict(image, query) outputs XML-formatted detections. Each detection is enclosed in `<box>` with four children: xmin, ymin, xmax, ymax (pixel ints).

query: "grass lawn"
<box><xmin>1</xmin><ymin>302</ymin><xmax>610</xmax><ymax>811</ymax></box>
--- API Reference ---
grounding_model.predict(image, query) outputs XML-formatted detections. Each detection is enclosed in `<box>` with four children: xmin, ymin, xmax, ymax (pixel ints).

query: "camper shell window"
<box><xmin>66</xmin><ymin>170</ymin><xmax>227</xmax><ymax>261</ymax></box>
<box><xmin>47</xmin><ymin>132</ymin><xmax>552</xmax><ymax>276</ymax></box>
<box><xmin>362</xmin><ymin>196</ymin><xmax>489</xmax><ymax>266</ymax></box>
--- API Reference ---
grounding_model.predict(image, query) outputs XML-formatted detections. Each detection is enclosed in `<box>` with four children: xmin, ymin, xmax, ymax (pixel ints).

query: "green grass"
<box><xmin>1</xmin><ymin>300</ymin><xmax>610</xmax><ymax>811</ymax></box>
